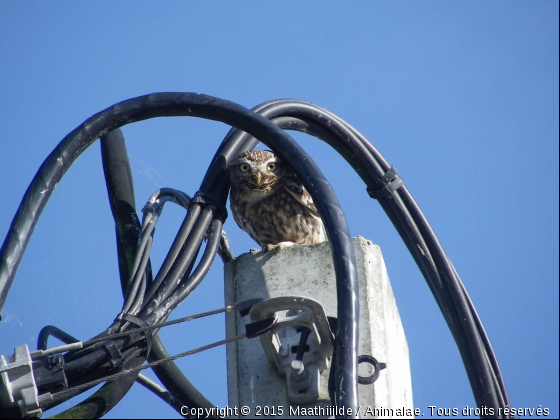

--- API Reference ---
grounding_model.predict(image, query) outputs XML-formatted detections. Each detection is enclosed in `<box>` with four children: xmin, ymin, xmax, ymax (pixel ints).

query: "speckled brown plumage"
<box><xmin>228</xmin><ymin>150</ymin><xmax>327</xmax><ymax>251</ymax></box>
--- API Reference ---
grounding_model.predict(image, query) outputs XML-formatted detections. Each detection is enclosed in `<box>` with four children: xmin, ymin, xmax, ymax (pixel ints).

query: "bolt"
<box><xmin>290</xmin><ymin>359</ymin><xmax>307</xmax><ymax>382</ymax></box>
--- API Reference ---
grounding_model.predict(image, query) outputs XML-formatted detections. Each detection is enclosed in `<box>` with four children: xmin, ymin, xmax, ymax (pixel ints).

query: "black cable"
<box><xmin>238</xmin><ymin>99</ymin><xmax>509</xmax><ymax>417</ymax></box>
<box><xmin>36</xmin><ymin>325</ymin><xmax>185</xmax><ymax>417</ymax></box>
<box><xmin>141</xmin><ymin>205</ymin><xmax>213</xmax><ymax>321</ymax></box>
<box><xmin>0</xmin><ymin>93</ymin><xmax>509</xmax><ymax>419</ymax></box>
<box><xmin>149</xmin><ymin>336</ymin><xmax>216</xmax><ymax>416</ymax></box>
<box><xmin>142</xmin><ymin>203</ymin><xmax>202</xmax><ymax>307</ymax></box>
<box><xmin>43</xmin><ymin>131</ymin><xmax>148</xmax><ymax>417</ymax></box>
<box><xmin>154</xmin><ymin>217</ymin><xmax>223</xmax><ymax>314</ymax></box>
<box><xmin>100</xmin><ymin>129</ymin><xmax>142</xmax><ymax>295</ymax></box>
<box><xmin>100</xmin><ymin>132</ymin><xmax>220</xmax><ymax>417</ymax></box>
<box><xmin>51</xmin><ymin>335</ymin><xmax>246</xmax><ymax>401</ymax></box>
<box><xmin>47</xmin><ymin>354</ymin><xmax>145</xmax><ymax>420</ymax></box>
<box><xmin>38</xmin><ymin>129</ymin><xmax>218</xmax><ymax>417</ymax></box>
<box><xmin>0</xmin><ymin>94</ymin><xmax>356</xmax><ymax>417</ymax></box>
<box><xmin>38</xmin><ymin>326</ymin><xmax>80</xmax><ymax>351</ymax></box>
<box><xmin>136</xmin><ymin>374</ymin><xmax>187</xmax><ymax>418</ymax></box>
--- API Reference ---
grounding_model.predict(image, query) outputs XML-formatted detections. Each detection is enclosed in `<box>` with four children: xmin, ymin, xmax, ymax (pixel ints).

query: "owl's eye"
<box><xmin>267</xmin><ymin>162</ymin><xmax>277</xmax><ymax>172</ymax></box>
<box><xmin>239</xmin><ymin>164</ymin><xmax>250</xmax><ymax>173</ymax></box>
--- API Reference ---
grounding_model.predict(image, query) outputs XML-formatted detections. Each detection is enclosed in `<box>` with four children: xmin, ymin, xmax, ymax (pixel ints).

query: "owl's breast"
<box><xmin>230</xmin><ymin>186</ymin><xmax>326</xmax><ymax>248</ymax></box>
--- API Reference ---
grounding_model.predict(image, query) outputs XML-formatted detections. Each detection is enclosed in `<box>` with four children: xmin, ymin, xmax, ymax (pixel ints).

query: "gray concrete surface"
<box><xmin>224</xmin><ymin>237</ymin><xmax>413</xmax><ymax>418</ymax></box>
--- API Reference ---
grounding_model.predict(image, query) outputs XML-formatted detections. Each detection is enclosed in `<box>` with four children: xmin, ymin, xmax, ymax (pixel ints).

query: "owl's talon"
<box><xmin>264</xmin><ymin>242</ymin><xmax>295</xmax><ymax>252</ymax></box>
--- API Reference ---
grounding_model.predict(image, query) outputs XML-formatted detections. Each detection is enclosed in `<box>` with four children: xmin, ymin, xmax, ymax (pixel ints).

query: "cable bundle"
<box><xmin>0</xmin><ymin>93</ymin><xmax>509</xmax><ymax>419</ymax></box>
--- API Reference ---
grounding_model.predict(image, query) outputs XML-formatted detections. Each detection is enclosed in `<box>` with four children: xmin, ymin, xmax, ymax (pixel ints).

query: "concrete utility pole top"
<box><xmin>224</xmin><ymin>237</ymin><xmax>413</xmax><ymax>419</ymax></box>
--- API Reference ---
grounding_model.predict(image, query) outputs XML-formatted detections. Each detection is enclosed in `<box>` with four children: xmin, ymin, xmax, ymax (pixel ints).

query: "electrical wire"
<box><xmin>36</xmin><ymin>324</ymin><xmax>185</xmax><ymax>418</ymax></box>
<box><xmin>1</xmin><ymin>93</ymin><xmax>356</xmax><ymax>417</ymax></box>
<box><xmin>238</xmin><ymin>99</ymin><xmax>510</xmax><ymax>416</ymax></box>
<box><xmin>50</xmin><ymin>334</ymin><xmax>247</xmax><ymax>401</ymax></box>
<box><xmin>0</xmin><ymin>93</ymin><xmax>511</xmax><ymax>419</ymax></box>
<box><xmin>33</xmin><ymin>305</ymin><xmax>236</xmax><ymax>359</ymax></box>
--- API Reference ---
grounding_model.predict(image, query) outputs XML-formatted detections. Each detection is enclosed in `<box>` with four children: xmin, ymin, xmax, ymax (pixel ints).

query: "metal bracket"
<box><xmin>249</xmin><ymin>296</ymin><xmax>334</xmax><ymax>404</ymax></box>
<box><xmin>0</xmin><ymin>345</ymin><xmax>42</xmax><ymax>418</ymax></box>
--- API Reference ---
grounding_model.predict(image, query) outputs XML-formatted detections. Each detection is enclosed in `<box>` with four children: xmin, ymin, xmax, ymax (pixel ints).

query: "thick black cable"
<box><xmin>149</xmin><ymin>336</ymin><xmax>216</xmax><ymax>415</ymax></box>
<box><xmin>38</xmin><ymin>326</ymin><xmax>80</xmax><ymax>351</ymax></box>
<box><xmin>136</xmin><ymin>374</ymin><xmax>187</xmax><ymax>418</ymax></box>
<box><xmin>0</xmin><ymin>93</ymin><xmax>508</xmax><ymax>418</ymax></box>
<box><xmin>35</xmin><ymin>325</ymin><xmax>186</xmax><ymax>417</ymax></box>
<box><xmin>142</xmin><ymin>203</ymin><xmax>202</xmax><ymax>306</ymax></box>
<box><xmin>51</xmin><ymin>335</ymin><xmax>246</xmax><ymax>401</ymax></box>
<box><xmin>45</xmin><ymin>130</ymin><xmax>147</xmax><ymax>418</ymax></box>
<box><xmin>41</xmin><ymin>129</ymin><xmax>213</xmax><ymax>417</ymax></box>
<box><xmin>154</xmin><ymin>217</ymin><xmax>223</xmax><ymax>314</ymax></box>
<box><xmin>281</xmin><ymin>102</ymin><xmax>495</xmax><ymax>412</ymax></box>
<box><xmin>101</xmin><ymin>132</ymin><xmax>220</xmax><ymax>417</ymax></box>
<box><xmin>141</xmin><ymin>205</ymin><xmax>213</xmax><ymax>321</ymax></box>
<box><xmin>324</xmin><ymin>106</ymin><xmax>505</xmax><ymax>411</ymax></box>
<box><xmin>100</xmin><ymin>129</ymin><xmax>142</xmax><ymax>295</ymax></box>
<box><xmin>241</xmin><ymin>99</ymin><xmax>507</xmax><ymax>416</ymax></box>
<box><xmin>37</xmin><ymin>130</ymin><xmax>217</xmax><ymax>415</ymax></box>
<box><xmin>0</xmin><ymin>94</ymin><xmax>357</xmax><ymax>415</ymax></box>
<box><xmin>47</xmin><ymin>355</ymin><xmax>145</xmax><ymax>419</ymax></box>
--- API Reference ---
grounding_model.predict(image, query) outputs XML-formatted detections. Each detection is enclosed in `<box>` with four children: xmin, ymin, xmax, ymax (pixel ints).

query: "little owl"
<box><xmin>228</xmin><ymin>150</ymin><xmax>327</xmax><ymax>251</ymax></box>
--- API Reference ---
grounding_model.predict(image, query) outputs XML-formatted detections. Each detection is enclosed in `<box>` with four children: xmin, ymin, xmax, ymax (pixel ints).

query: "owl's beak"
<box><xmin>252</xmin><ymin>172</ymin><xmax>263</xmax><ymax>186</ymax></box>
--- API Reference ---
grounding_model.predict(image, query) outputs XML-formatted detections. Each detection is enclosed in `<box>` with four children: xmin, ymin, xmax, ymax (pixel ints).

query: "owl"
<box><xmin>228</xmin><ymin>150</ymin><xmax>327</xmax><ymax>252</ymax></box>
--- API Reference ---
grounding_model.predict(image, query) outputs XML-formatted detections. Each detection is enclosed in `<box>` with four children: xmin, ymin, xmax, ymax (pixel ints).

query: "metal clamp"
<box><xmin>248</xmin><ymin>296</ymin><xmax>334</xmax><ymax>404</ymax></box>
<box><xmin>0</xmin><ymin>345</ymin><xmax>42</xmax><ymax>418</ymax></box>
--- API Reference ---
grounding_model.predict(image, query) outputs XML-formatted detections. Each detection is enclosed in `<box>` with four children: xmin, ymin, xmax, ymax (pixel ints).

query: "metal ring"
<box><xmin>358</xmin><ymin>355</ymin><xmax>383</xmax><ymax>385</ymax></box>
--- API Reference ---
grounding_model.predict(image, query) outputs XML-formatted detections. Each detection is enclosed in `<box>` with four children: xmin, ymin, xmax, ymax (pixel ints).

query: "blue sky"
<box><xmin>0</xmin><ymin>2</ymin><xmax>558</xmax><ymax>419</ymax></box>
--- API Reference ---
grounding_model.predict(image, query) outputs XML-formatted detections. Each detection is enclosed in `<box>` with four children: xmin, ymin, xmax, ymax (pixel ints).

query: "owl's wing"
<box><xmin>285</xmin><ymin>183</ymin><xmax>322</xmax><ymax>219</ymax></box>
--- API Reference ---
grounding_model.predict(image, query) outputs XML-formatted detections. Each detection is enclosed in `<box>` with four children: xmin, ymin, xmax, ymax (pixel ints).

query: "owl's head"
<box><xmin>228</xmin><ymin>150</ymin><xmax>286</xmax><ymax>193</ymax></box>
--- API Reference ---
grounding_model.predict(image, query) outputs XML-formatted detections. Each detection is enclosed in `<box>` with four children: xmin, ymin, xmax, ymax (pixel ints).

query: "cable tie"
<box><xmin>103</xmin><ymin>341</ymin><xmax>125</xmax><ymax>368</ymax></box>
<box><xmin>122</xmin><ymin>314</ymin><xmax>153</xmax><ymax>358</ymax></box>
<box><xmin>367</xmin><ymin>166</ymin><xmax>404</xmax><ymax>199</ymax></box>
<box><xmin>192</xmin><ymin>190</ymin><xmax>228</xmax><ymax>221</ymax></box>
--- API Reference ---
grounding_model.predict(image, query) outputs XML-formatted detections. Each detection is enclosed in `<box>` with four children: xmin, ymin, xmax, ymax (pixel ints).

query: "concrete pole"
<box><xmin>224</xmin><ymin>237</ymin><xmax>413</xmax><ymax>418</ymax></box>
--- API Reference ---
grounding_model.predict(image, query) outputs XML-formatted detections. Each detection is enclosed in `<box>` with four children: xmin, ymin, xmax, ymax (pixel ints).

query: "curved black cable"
<box><xmin>142</xmin><ymin>203</ymin><xmax>202</xmax><ymax>307</ymax></box>
<box><xmin>136</xmin><ymin>374</ymin><xmax>187</xmax><ymax>417</ymax></box>
<box><xmin>0</xmin><ymin>93</ymin><xmax>509</xmax><ymax>418</ymax></box>
<box><xmin>48</xmin><ymin>354</ymin><xmax>145</xmax><ymax>420</ymax></box>
<box><xmin>42</xmin><ymin>130</ymin><xmax>212</xmax><ymax>417</ymax></box>
<box><xmin>100</xmin><ymin>129</ymin><xmax>142</xmax><ymax>295</ymax></box>
<box><xmin>37</xmin><ymin>326</ymin><xmax>80</xmax><ymax>351</ymax></box>
<box><xmin>100</xmin><ymin>131</ymin><xmax>217</xmax><ymax>417</ymax></box>
<box><xmin>36</xmin><ymin>325</ymin><xmax>189</xmax><ymax>418</ymax></box>
<box><xmin>156</xmin><ymin>217</ymin><xmax>223</xmax><ymax>312</ymax></box>
<box><xmin>232</xmin><ymin>99</ymin><xmax>509</xmax><ymax>416</ymax></box>
<box><xmin>43</xmin><ymin>131</ymin><xmax>147</xmax><ymax>418</ymax></box>
<box><xmin>149</xmin><ymin>336</ymin><xmax>216</xmax><ymax>416</ymax></box>
<box><xmin>0</xmin><ymin>93</ymin><xmax>360</xmax><ymax>417</ymax></box>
